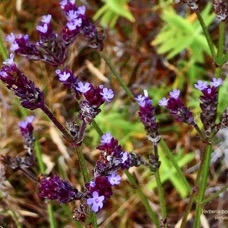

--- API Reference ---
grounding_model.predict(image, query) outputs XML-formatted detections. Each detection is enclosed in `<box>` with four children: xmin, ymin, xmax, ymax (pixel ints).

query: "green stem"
<box><xmin>159</xmin><ymin>139</ymin><xmax>191</xmax><ymax>193</ymax></box>
<box><xmin>0</xmin><ymin>34</ymin><xmax>8</xmax><ymax>60</ymax></box>
<box><xmin>194</xmin><ymin>144</ymin><xmax>212</xmax><ymax>228</ymax></box>
<box><xmin>92</xmin><ymin>120</ymin><xmax>103</xmax><ymax>136</ymax></box>
<box><xmin>202</xmin><ymin>184</ymin><xmax>228</xmax><ymax>205</ymax></box>
<box><xmin>34</xmin><ymin>140</ymin><xmax>46</xmax><ymax>173</ymax></box>
<box><xmin>221</xmin><ymin>51</ymin><xmax>228</xmax><ymax>64</ymax></box>
<box><xmin>215</xmin><ymin>21</ymin><xmax>225</xmax><ymax>78</ymax></box>
<box><xmin>154</xmin><ymin>145</ymin><xmax>167</xmax><ymax>222</ymax></box>
<box><xmin>194</xmin><ymin>10</ymin><xmax>216</xmax><ymax>59</ymax></box>
<box><xmin>124</xmin><ymin>170</ymin><xmax>160</xmax><ymax>227</ymax></box>
<box><xmin>48</xmin><ymin>202</ymin><xmax>56</xmax><ymax>228</ymax></box>
<box><xmin>99</xmin><ymin>52</ymin><xmax>134</xmax><ymax>99</ymax></box>
<box><xmin>180</xmin><ymin>188</ymin><xmax>197</xmax><ymax>228</ymax></box>
<box><xmin>75</xmin><ymin>147</ymin><xmax>90</xmax><ymax>183</ymax></box>
<box><xmin>155</xmin><ymin>171</ymin><xmax>166</xmax><ymax>221</ymax></box>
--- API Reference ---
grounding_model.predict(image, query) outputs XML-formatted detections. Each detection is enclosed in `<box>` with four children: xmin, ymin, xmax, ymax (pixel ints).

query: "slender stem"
<box><xmin>180</xmin><ymin>187</ymin><xmax>197</xmax><ymax>228</ymax></box>
<box><xmin>0</xmin><ymin>34</ymin><xmax>8</xmax><ymax>60</ymax></box>
<box><xmin>194</xmin><ymin>144</ymin><xmax>212</xmax><ymax>228</ymax></box>
<box><xmin>194</xmin><ymin>10</ymin><xmax>216</xmax><ymax>59</ymax></box>
<box><xmin>154</xmin><ymin>145</ymin><xmax>167</xmax><ymax>222</ymax></box>
<box><xmin>40</xmin><ymin>104</ymin><xmax>73</xmax><ymax>142</ymax></box>
<box><xmin>75</xmin><ymin>147</ymin><xmax>90</xmax><ymax>183</ymax></box>
<box><xmin>92</xmin><ymin>120</ymin><xmax>103</xmax><ymax>136</ymax></box>
<box><xmin>48</xmin><ymin>202</ymin><xmax>56</xmax><ymax>228</ymax></box>
<box><xmin>193</xmin><ymin>123</ymin><xmax>205</xmax><ymax>141</ymax></box>
<box><xmin>217</xmin><ymin>22</ymin><xmax>225</xmax><ymax>60</ymax></box>
<box><xmin>215</xmin><ymin>21</ymin><xmax>225</xmax><ymax>78</ymax></box>
<box><xmin>159</xmin><ymin>139</ymin><xmax>191</xmax><ymax>193</ymax></box>
<box><xmin>99</xmin><ymin>52</ymin><xmax>134</xmax><ymax>99</ymax></box>
<box><xmin>35</xmin><ymin>140</ymin><xmax>46</xmax><ymax>173</ymax></box>
<box><xmin>124</xmin><ymin>170</ymin><xmax>160</xmax><ymax>227</ymax></box>
<box><xmin>221</xmin><ymin>51</ymin><xmax>228</xmax><ymax>64</ymax></box>
<box><xmin>202</xmin><ymin>184</ymin><xmax>228</xmax><ymax>205</ymax></box>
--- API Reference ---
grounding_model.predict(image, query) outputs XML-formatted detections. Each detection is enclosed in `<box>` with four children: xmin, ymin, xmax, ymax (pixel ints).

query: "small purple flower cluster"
<box><xmin>38</xmin><ymin>174</ymin><xmax>83</xmax><ymax>203</ymax></box>
<box><xmin>135</xmin><ymin>93</ymin><xmax>160</xmax><ymax>144</ymax></box>
<box><xmin>76</xmin><ymin>82</ymin><xmax>114</xmax><ymax>124</ymax></box>
<box><xmin>5</xmin><ymin>0</ymin><xmax>104</xmax><ymax>66</ymax></box>
<box><xmin>159</xmin><ymin>78</ymin><xmax>225</xmax><ymax>139</ymax></box>
<box><xmin>194</xmin><ymin>78</ymin><xmax>223</xmax><ymax>137</ymax></box>
<box><xmin>38</xmin><ymin>132</ymin><xmax>146</xmax><ymax>214</ymax></box>
<box><xmin>0</xmin><ymin>54</ymin><xmax>45</xmax><ymax>110</ymax></box>
<box><xmin>159</xmin><ymin>89</ymin><xmax>195</xmax><ymax>125</ymax></box>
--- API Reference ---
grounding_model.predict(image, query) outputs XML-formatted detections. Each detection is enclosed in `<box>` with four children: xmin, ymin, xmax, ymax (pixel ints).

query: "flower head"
<box><xmin>210</xmin><ymin>78</ymin><xmax>223</xmax><ymax>87</ymax></box>
<box><xmin>86</xmin><ymin>191</ymin><xmax>105</xmax><ymax>213</ymax></box>
<box><xmin>100</xmin><ymin>132</ymin><xmax>113</xmax><ymax>144</ymax></box>
<box><xmin>100</xmin><ymin>88</ymin><xmax>114</xmax><ymax>102</ymax></box>
<box><xmin>76</xmin><ymin>82</ymin><xmax>91</xmax><ymax>93</ymax></box>
<box><xmin>194</xmin><ymin>80</ymin><xmax>208</xmax><ymax>91</ymax></box>
<box><xmin>158</xmin><ymin>97</ymin><xmax>169</xmax><ymax>107</ymax></box>
<box><xmin>39</xmin><ymin>174</ymin><xmax>83</xmax><ymax>203</ymax></box>
<box><xmin>41</xmin><ymin>14</ymin><xmax>52</xmax><ymax>23</ymax></box>
<box><xmin>108</xmin><ymin>173</ymin><xmax>121</xmax><ymax>186</ymax></box>
<box><xmin>169</xmin><ymin>89</ymin><xmax>180</xmax><ymax>99</ymax></box>
<box><xmin>3</xmin><ymin>53</ymin><xmax>15</xmax><ymax>65</ymax></box>
<box><xmin>36</xmin><ymin>24</ymin><xmax>48</xmax><ymax>34</ymax></box>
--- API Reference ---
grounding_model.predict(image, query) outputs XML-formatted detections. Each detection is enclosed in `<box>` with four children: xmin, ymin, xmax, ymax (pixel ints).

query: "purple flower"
<box><xmin>86</xmin><ymin>191</ymin><xmax>105</xmax><ymax>212</ymax></box>
<box><xmin>18</xmin><ymin>116</ymin><xmax>34</xmax><ymax>131</ymax></box>
<box><xmin>135</xmin><ymin>94</ymin><xmax>146</xmax><ymax>107</ymax></box>
<box><xmin>10</xmin><ymin>43</ymin><xmax>19</xmax><ymax>51</ymax></box>
<box><xmin>58</xmin><ymin>71</ymin><xmax>71</xmax><ymax>82</ymax></box>
<box><xmin>3</xmin><ymin>53</ymin><xmax>15</xmax><ymax>65</ymax></box>
<box><xmin>0</xmin><ymin>60</ymin><xmax>44</xmax><ymax>110</ymax></box>
<box><xmin>86</xmin><ymin>176</ymin><xmax>113</xmax><ymax>198</ymax></box>
<box><xmin>159</xmin><ymin>97</ymin><xmax>169</xmax><ymax>107</ymax></box>
<box><xmin>41</xmin><ymin>14</ymin><xmax>52</xmax><ymax>23</ymax></box>
<box><xmin>39</xmin><ymin>174</ymin><xmax>83</xmax><ymax>203</ymax></box>
<box><xmin>100</xmin><ymin>88</ymin><xmax>114</xmax><ymax>102</ymax></box>
<box><xmin>210</xmin><ymin>78</ymin><xmax>223</xmax><ymax>87</ymax></box>
<box><xmin>76</xmin><ymin>82</ymin><xmax>91</xmax><ymax>93</ymax></box>
<box><xmin>66</xmin><ymin>19</ymin><xmax>82</xmax><ymax>31</ymax></box>
<box><xmin>100</xmin><ymin>132</ymin><xmax>113</xmax><ymax>144</ymax></box>
<box><xmin>194</xmin><ymin>80</ymin><xmax>208</xmax><ymax>91</ymax></box>
<box><xmin>67</xmin><ymin>10</ymin><xmax>78</xmax><ymax>20</ymax></box>
<box><xmin>108</xmin><ymin>173</ymin><xmax>121</xmax><ymax>186</ymax></box>
<box><xmin>36</xmin><ymin>24</ymin><xmax>48</xmax><ymax>33</ymax></box>
<box><xmin>5</xmin><ymin>33</ymin><xmax>16</xmax><ymax>43</ymax></box>
<box><xmin>169</xmin><ymin>89</ymin><xmax>180</xmax><ymax>99</ymax></box>
<box><xmin>77</xmin><ymin>6</ymin><xmax>86</xmax><ymax>15</ymax></box>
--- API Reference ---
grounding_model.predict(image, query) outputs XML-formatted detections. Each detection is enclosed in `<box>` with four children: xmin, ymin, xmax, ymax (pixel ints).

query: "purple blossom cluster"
<box><xmin>159</xmin><ymin>89</ymin><xmax>195</xmax><ymax>125</ymax></box>
<box><xmin>0</xmin><ymin>54</ymin><xmax>45</xmax><ymax>110</ymax></box>
<box><xmin>38</xmin><ymin>174</ymin><xmax>83</xmax><ymax>203</ymax></box>
<box><xmin>194</xmin><ymin>78</ymin><xmax>223</xmax><ymax>137</ymax></box>
<box><xmin>76</xmin><ymin>82</ymin><xmax>114</xmax><ymax>123</ymax></box>
<box><xmin>135</xmin><ymin>93</ymin><xmax>160</xmax><ymax>144</ymax></box>
<box><xmin>5</xmin><ymin>0</ymin><xmax>104</xmax><ymax>66</ymax></box>
<box><xmin>38</xmin><ymin>133</ymin><xmax>146</xmax><ymax>214</ymax></box>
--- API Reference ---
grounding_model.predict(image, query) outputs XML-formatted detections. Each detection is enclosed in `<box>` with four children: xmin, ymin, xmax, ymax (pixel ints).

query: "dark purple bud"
<box><xmin>38</xmin><ymin>174</ymin><xmax>83</xmax><ymax>203</ymax></box>
<box><xmin>159</xmin><ymin>89</ymin><xmax>194</xmax><ymax>125</ymax></box>
<box><xmin>0</xmin><ymin>55</ymin><xmax>45</xmax><ymax>110</ymax></box>
<box><xmin>219</xmin><ymin>107</ymin><xmax>228</xmax><ymax>129</ymax></box>
<box><xmin>135</xmin><ymin>94</ymin><xmax>160</xmax><ymax>144</ymax></box>
<box><xmin>213</xmin><ymin>0</ymin><xmax>228</xmax><ymax>21</ymax></box>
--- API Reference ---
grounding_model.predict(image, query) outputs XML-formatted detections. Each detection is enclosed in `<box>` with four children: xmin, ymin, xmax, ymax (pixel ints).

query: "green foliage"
<box><xmin>93</xmin><ymin>0</ymin><xmax>135</xmax><ymax>28</ymax></box>
<box><xmin>152</xmin><ymin>3</ymin><xmax>215</xmax><ymax>61</ymax></box>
